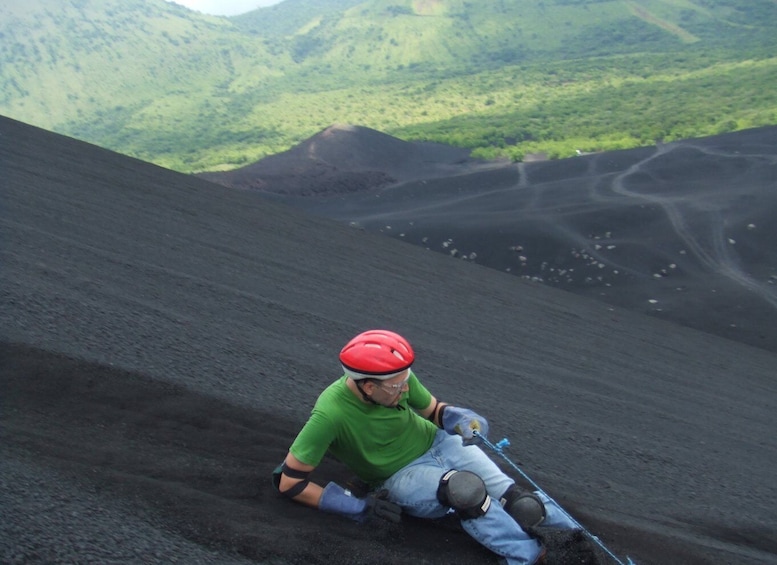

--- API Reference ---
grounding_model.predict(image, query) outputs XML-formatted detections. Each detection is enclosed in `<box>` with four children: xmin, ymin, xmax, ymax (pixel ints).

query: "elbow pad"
<box><xmin>272</xmin><ymin>461</ymin><xmax>311</xmax><ymax>498</ymax></box>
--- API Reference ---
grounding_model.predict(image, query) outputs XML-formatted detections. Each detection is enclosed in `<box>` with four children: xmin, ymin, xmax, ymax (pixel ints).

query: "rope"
<box><xmin>473</xmin><ymin>430</ymin><xmax>635</xmax><ymax>565</ymax></box>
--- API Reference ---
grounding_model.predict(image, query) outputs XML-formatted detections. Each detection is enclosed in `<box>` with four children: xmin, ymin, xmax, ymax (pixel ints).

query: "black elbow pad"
<box><xmin>272</xmin><ymin>461</ymin><xmax>311</xmax><ymax>498</ymax></box>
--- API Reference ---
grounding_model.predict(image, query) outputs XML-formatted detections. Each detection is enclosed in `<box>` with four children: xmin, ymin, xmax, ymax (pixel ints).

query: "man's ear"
<box><xmin>360</xmin><ymin>379</ymin><xmax>375</xmax><ymax>394</ymax></box>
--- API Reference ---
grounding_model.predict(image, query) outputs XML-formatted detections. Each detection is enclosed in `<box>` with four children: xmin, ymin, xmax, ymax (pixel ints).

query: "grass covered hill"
<box><xmin>1</xmin><ymin>0</ymin><xmax>776</xmax><ymax>172</ymax></box>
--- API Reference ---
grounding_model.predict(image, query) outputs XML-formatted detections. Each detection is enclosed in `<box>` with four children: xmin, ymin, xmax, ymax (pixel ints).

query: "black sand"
<box><xmin>206</xmin><ymin>124</ymin><xmax>777</xmax><ymax>355</ymax></box>
<box><xmin>3</xmin><ymin>116</ymin><xmax>777</xmax><ymax>564</ymax></box>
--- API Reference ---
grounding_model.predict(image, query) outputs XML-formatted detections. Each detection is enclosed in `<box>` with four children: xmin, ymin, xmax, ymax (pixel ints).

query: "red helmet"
<box><xmin>339</xmin><ymin>330</ymin><xmax>415</xmax><ymax>380</ymax></box>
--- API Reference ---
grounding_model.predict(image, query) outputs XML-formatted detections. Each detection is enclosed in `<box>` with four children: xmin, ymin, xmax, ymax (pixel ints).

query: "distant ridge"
<box><xmin>198</xmin><ymin>124</ymin><xmax>485</xmax><ymax>196</ymax></box>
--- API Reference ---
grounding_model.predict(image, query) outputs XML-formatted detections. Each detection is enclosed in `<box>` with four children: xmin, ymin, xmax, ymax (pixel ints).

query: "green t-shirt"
<box><xmin>289</xmin><ymin>371</ymin><xmax>438</xmax><ymax>485</ymax></box>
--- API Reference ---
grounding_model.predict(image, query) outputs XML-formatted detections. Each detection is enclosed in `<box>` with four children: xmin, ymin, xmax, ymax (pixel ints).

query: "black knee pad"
<box><xmin>500</xmin><ymin>485</ymin><xmax>546</xmax><ymax>529</ymax></box>
<box><xmin>437</xmin><ymin>470</ymin><xmax>491</xmax><ymax>520</ymax></box>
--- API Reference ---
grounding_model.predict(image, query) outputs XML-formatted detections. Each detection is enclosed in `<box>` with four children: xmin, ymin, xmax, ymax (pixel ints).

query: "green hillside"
<box><xmin>1</xmin><ymin>0</ymin><xmax>776</xmax><ymax>172</ymax></box>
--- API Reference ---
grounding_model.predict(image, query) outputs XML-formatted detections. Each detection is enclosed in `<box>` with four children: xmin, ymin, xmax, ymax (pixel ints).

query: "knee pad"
<box><xmin>437</xmin><ymin>470</ymin><xmax>491</xmax><ymax>520</ymax></box>
<box><xmin>500</xmin><ymin>485</ymin><xmax>546</xmax><ymax>529</ymax></box>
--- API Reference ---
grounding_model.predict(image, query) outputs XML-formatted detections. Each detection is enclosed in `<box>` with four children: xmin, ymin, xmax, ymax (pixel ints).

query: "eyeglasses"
<box><xmin>378</xmin><ymin>374</ymin><xmax>411</xmax><ymax>394</ymax></box>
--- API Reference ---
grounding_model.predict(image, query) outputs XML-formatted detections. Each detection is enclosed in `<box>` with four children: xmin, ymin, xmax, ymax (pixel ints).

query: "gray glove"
<box><xmin>366</xmin><ymin>489</ymin><xmax>402</xmax><ymax>523</ymax></box>
<box><xmin>441</xmin><ymin>405</ymin><xmax>489</xmax><ymax>444</ymax></box>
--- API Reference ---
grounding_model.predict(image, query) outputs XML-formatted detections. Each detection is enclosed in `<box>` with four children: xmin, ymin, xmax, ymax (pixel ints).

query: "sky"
<box><xmin>164</xmin><ymin>0</ymin><xmax>283</xmax><ymax>16</ymax></box>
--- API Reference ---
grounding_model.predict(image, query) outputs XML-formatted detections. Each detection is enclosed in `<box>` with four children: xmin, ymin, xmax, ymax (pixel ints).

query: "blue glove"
<box><xmin>441</xmin><ymin>405</ymin><xmax>489</xmax><ymax>444</ymax></box>
<box><xmin>318</xmin><ymin>482</ymin><xmax>402</xmax><ymax>523</ymax></box>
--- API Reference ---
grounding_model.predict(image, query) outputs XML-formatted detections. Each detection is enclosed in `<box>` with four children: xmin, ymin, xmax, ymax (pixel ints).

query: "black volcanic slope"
<box><xmin>205</xmin><ymin>124</ymin><xmax>777</xmax><ymax>354</ymax></box>
<box><xmin>197</xmin><ymin>123</ymin><xmax>489</xmax><ymax>195</ymax></box>
<box><xmin>2</xmin><ymin>115</ymin><xmax>777</xmax><ymax>565</ymax></box>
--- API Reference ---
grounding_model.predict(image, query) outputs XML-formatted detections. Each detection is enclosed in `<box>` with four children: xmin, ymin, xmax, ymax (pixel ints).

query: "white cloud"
<box><xmin>164</xmin><ymin>0</ymin><xmax>283</xmax><ymax>16</ymax></box>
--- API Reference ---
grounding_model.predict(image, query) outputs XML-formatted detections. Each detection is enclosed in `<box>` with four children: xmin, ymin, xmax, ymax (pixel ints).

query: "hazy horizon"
<box><xmin>164</xmin><ymin>0</ymin><xmax>282</xmax><ymax>16</ymax></box>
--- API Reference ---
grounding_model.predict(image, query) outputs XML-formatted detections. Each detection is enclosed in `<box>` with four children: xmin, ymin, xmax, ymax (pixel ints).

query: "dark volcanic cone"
<box><xmin>198</xmin><ymin>124</ymin><xmax>484</xmax><ymax>196</ymax></box>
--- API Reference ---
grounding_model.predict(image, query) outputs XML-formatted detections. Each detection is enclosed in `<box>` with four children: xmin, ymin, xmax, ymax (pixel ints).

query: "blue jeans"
<box><xmin>382</xmin><ymin>430</ymin><xmax>577</xmax><ymax>565</ymax></box>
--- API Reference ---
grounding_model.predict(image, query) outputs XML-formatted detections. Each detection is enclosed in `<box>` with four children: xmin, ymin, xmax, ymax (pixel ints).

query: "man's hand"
<box><xmin>366</xmin><ymin>489</ymin><xmax>402</xmax><ymax>523</ymax></box>
<box><xmin>318</xmin><ymin>482</ymin><xmax>402</xmax><ymax>523</ymax></box>
<box><xmin>441</xmin><ymin>406</ymin><xmax>489</xmax><ymax>444</ymax></box>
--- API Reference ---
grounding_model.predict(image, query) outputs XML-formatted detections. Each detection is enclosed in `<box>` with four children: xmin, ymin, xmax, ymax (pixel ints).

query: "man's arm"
<box><xmin>418</xmin><ymin>395</ymin><xmax>447</xmax><ymax>428</ymax></box>
<box><xmin>419</xmin><ymin>396</ymin><xmax>489</xmax><ymax>443</ymax></box>
<box><xmin>278</xmin><ymin>452</ymin><xmax>324</xmax><ymax>507</ymax></box>
<box><xmin>278</xmin><ymin>452</ymin><xmax>402</xmax><ymax>523</ymax></box>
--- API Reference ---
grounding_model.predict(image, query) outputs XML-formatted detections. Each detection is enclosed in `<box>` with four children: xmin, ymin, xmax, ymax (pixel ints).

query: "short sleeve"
<box><xmin>289</xmin><ymin>410</ymin><xmax>337</xmax><ymax>467</ymax></box>
<box><xmin>406</xmin><ymin>371</ymin><xmax>433</xmax><ymax>411</ymax></box>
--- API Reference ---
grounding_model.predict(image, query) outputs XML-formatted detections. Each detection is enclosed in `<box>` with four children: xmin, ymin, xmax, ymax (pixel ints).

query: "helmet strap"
<box><xmin>355</xmin><ymin>379</ymin><xmax>403</xmax><ymax>410</ymax></box>
<box><xmin>355</xmin><ymin>380</ymin><xmax>379</xmax><ymax>405</ymax></box>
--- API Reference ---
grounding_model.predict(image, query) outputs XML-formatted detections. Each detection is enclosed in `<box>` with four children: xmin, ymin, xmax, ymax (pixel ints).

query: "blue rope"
<box><xmin>473</xmin><ymin>430</ymin><xmax>636</xmax><ymax>565</ymax></box>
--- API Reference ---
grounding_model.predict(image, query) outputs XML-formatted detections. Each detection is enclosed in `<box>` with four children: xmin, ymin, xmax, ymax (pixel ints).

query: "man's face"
<box><xmin>369</xmin><ymin>369</ymin><xmax>411</xmax><ymax>407</ymax></box>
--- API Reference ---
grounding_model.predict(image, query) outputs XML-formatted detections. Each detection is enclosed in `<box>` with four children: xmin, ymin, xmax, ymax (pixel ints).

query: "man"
<box><xmin>274</xmin><ymin>329</ymin><xmax>582</xmax><ymax>565</ymax></box>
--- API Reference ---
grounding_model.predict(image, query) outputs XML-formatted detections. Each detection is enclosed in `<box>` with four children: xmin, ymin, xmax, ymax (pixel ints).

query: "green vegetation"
<box><xmin>394</xmin><ymin>54</ymin><xmax>777</xmax><ymax>161</ymax></box>
<box><xmin>1</xmin><ymin>0</ymin><xmax>776</xmax><ymax>172</ymax></box>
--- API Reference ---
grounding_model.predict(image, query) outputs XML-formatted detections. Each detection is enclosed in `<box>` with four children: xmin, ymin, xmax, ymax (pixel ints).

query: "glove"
<box><xmin>441</xmin><ymin>405</ymin><xmax>489</xmax><ymax>444</ymax></box>
<box><xmin>366</xmin><ymin>489</ymin><xmax>403</xmax><ymax>523</ymax></box>
<box><xmin>318</xmin><ymin>482</ymin><xmax>402</xmax><ymax>523</ymax></box>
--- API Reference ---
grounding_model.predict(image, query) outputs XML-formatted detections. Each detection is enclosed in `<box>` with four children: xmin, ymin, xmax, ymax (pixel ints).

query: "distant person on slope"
<box><xmin>273</xmin><ymin>329</ymin><xmax>584</xmax><ymax>565</ymax></box>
